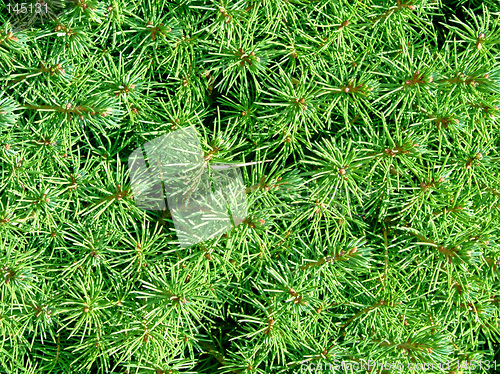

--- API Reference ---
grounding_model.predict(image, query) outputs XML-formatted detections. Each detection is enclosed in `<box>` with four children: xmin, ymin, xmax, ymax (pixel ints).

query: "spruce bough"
<box><xmin>0</xmin><ymin>0</ymin><xmax>500</xmax><ymax>373</ymax></box>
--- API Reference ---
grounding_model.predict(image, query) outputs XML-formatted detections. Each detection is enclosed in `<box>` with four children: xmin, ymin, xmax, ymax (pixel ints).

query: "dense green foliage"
<box><xmin>1</xmin><ymin>0</ymin><xmax>500</xmax><ymax>373</ymax></box>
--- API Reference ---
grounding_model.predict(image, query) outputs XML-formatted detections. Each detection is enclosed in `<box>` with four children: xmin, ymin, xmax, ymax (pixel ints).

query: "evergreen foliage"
<box><xmin>0</xmin><ymin>0</ymin><xmax>500</xmax><ymax>373</ymax></box>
